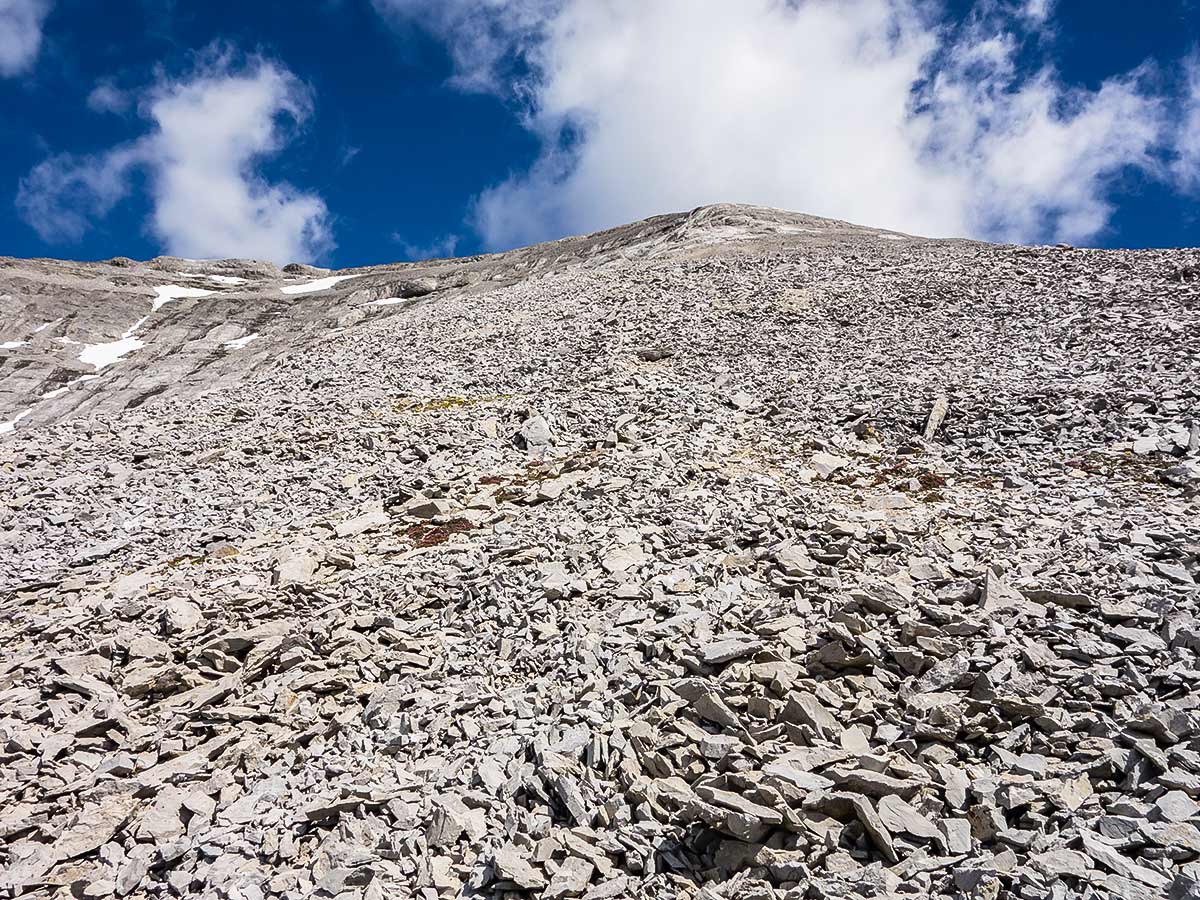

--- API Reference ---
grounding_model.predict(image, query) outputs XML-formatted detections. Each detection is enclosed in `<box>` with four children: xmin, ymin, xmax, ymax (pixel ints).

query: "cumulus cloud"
<box><xmin>0</xmin><ymin>0</ymin><xmax>52</xmax><ymax>77</ymax></box>
<box><xmin>17</xmin><ymin>47</ymin><xmax>332</xmax><ymax>264</ymax></box>
<box><xmin>378</xmin><ymin>0</ymin><xmax>1179</xmax><ymax>249</ymax></box>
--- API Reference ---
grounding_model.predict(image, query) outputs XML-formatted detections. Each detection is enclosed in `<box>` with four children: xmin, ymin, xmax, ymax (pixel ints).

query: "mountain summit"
<box><xmin>1</xmin><ymin>205</ymin><xmax>1198</xmax><ymax>898</ymax></box>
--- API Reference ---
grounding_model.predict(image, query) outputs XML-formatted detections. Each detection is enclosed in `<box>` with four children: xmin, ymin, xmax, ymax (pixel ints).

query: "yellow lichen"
<box><xmin>394</xmin><ymin>394</ymin><xmax>510</xmax><ymax>413</ymax></box>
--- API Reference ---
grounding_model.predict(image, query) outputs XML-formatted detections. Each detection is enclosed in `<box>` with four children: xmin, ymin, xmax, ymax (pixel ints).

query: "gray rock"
<box><xmin>401</xmin><ymin>497</ymin><xmax>453</xmax><ymax>519</ymax></box>
<box><xmin>810</xmin><ymin>451</ymin><xmax>850</xmax><ymax>478</ymax></box>
<box><xmin>923</xmin><ymin>394</ymin><xmax>950</xmax><ymax>440</ymax></box>
<box><xmin>493</xmin><ymin>844</ymin><xmax>547</xmax><ymax>889</ymax></box>
<box><xmin>1030</xmin><ymin>848</ymin><xmax>1092</xmax><ymax>879</ymax></box>
<box><xmin>545</xmin><ymin>857</ymin><xmax>595</xmax><ymax>898</ymax></box>
<box><xmin>2</xmin><ymin>204</ymin><xmax>1197</xmax><ymax>899</ymax></box>
<box><xmin>516</xmin><ymin>413</ymin><xmax>554</xmax><ymax>448</ymax></box>
<box><xmin>273</xmin><ymin>548</ymin><xmax>316</xmax><ymax>586</ymax></box>
<box><xmin>702</xmin><ymin>635</ymin><xmax>764</xmax><ymax>665</ymax></box>
<box><xmin>876</xmin><ymin>794</ymin><xmax>941</xmax><ymax>844</ymax></box>
<box><xmin>162</xmin><ymin>597</ymin><xmax>203</xmax><ymax>633</ymax></box>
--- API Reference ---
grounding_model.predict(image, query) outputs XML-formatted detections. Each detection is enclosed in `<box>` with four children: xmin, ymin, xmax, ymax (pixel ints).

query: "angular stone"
<box><xmin>877</xmin><ymin>794</ymin><xmax>941</xmax><ymax>844</ymax></box>
<box><xmin>775</xmin><ymin>543</ymin><xmax>817</xmax><ymax>576</ymax></box>
<box><xmin>273</xmin><ymin>548</ymin><xmax>316</xmax><ymax>586</ymax></box>
<box><xmin>1030</xmin><ymin>848</ymin><xmax>1092</xmax><ymax>879</ymax></box>
<box><xmin>781</xmin><ymin>690</ymin><xmax>841</xmax><ymax>740</ymax></box>
<box><xmin>162</xmin><ymin>598</ymin><xmax>203</xmax><ymax>633</ymax></box>
<box><xmin>493</xmin><ymin>844</ymin><xmax>546</xmax><ymax>889</ymax></box>
<box><xmin>53</xmin><ymin>793</ymin><xmax>139</xmax><ymax>861</ymax></box>
<box><xmin>701</xmin><ymin>635</ymin><xmax>764</xmax><ymax>665</ymax></box>
<box><xmin>545</xmin><ymin>857</ymin><xmax>594</xmax><ymax>899</ymax></box>
<box><xmin>402</xmin><ymin>497</ymin><xmax>453</xmax><ymax>519</ymax></box>
<box><xmin>602</xmin><ymin>544</ymin><xmax>647</xmax><ymax>575</ymax></box>
<box><xmin>335</xmin><ymin>506</ymin><xmax>389</xmax><ymax>537</ymax></box>
<box><xmin>811</xmin><ymin>451</ymin><xmax>850</xmax><ymax>479</ymax></box>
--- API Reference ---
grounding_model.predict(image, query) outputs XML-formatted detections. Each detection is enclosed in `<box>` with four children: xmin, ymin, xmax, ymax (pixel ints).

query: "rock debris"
<box><xmin>0</xmin><ymin>204</ymin><xmax>1198</xmax><ymax>899</ymax></box>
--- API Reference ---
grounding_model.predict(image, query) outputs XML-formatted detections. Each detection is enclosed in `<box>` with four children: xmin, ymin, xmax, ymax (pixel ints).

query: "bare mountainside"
<box><xmin>1</xmin><ymin>204</ymin><xmax>1198</xmax><ymax>899</ymax></box>
<box><xmin>0</xmin><ymin>205</ymin><xmax>914</xmax><ymax>427</ymax></box>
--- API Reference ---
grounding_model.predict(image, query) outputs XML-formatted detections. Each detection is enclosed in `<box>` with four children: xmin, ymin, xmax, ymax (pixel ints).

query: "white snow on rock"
<box><xmin>223</xmin><ymin>333</ymin><xmax>260</xmax><ymax>350</ymax></box>
<box><xmin>368</xmin><ymin>297</ymin><xmax>415</xmax><ymax>307</ymax></box>
<box><xmin>152</xmin><ymin>284</ymin><xmax>215</xmax><ymax>311</ymax></box>
<box><xmin>280</xmin><ymin>275</ymin><xmax>359</xmax><ymax>295</ymax></box>
<box><xmin>40</xmin><ymin>374</ymin><xmax>99</xmax><ymax>400</ymax></box>
<box><xmin>55</xmin><ymin>336</ymin><xmax>80</xmax><ymax>345</ymax></box>
<box><xmin>175</xmin><ymin>272</ymin><xmax>248</xmax><ymax>285</ymax></box>
<box><xmin>80</xmin><ymin>335</ymin><xmax>145</xmax><ymax>371</ymax></box>
<box><xmin>2</xmin><ymin>317</ymin><xmax>62</xmax><ymax>348</ymax></box>
<box><xmin>79</xmin><ymin>318</ymin><xmax>148</xmax><ymax>371</ymax></box>
<box><xmin>0</xmin><ymin>409</ymin><xmax>32</xmax><ymax>435</ymax></box>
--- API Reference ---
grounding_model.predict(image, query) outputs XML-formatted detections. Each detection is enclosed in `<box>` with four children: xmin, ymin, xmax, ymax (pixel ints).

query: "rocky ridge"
<box><xmin>0</xmin><ymin>204</ymin><xmax>1198</xmax><ymax>900</ymax></box>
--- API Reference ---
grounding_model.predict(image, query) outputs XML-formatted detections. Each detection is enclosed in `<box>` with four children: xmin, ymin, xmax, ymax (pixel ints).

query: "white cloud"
<box><xmin>17</xmin><ymin>47</ymin><xmax>332</xmax><ymax>265</ymax></box>
<box><xmin>1020</xmin><ymin>0</ymin><xmax>1053</xmax><ymax>25</ymax></box>
<box><xmin>1174</xmin><ymin>54</ymin><xmax>1200</xmax><ymax>192</ymax></box>
<box><xmin>86</xmin><ymin>80</ymin><xmax>131</xmax><ymax>115</ymax></box>
<box><xmin>16</xmin><ymin>145</ymin><xmax>141</xmax><ymax>243</ymax></box>
<box><xmin>0</xmin><ymin>0</ymin><xmax>51</xmax><ymax>77</ymax></box>
<box><xmin>378</xmin><ymin>0</ymin><xmax>1176</xmax><ymax>249</ymax></box>
<box><xmin>370</xmin><ymin>0</ymin><xmax>549</xmax><ymax>93</ymax></box>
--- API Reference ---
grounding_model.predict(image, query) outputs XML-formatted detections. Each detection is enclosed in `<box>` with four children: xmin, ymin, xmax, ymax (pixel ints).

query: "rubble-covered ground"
<box><xmin>1</xmin><ymin>206</ymin><xmax>1199</xmax><ymax>900</ymax></box>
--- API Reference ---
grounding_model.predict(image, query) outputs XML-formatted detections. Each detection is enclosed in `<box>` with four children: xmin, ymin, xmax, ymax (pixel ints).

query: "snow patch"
<box><xmin>79</xmin><ymin>318</ymin><xmax>148</xmax><ymax>371</ymax></box>
<box><xmin>223</xmin><ymin>333</ymin><xmax>260</xmax><ymax>349</ymax></box>
<box><xmin>280</xmin><ymin>274</ymin><xmax>359</xmax><ymax>295</ymax></box>
<box><xmin>55</xmin><ymin>336</ymin><xmax>80</xmax><ymax>345</ymax></box>
<box><xmin>33</xmin><ymin>319</ymin><xmax>59</xmax><ymax>333</ymax></box>
<box><xmin>175</xmin><ymin>272</ymin><xmax>249</xmax><ymax>285</ymax></box>
<box><xmin>368</xmin><ymin>297</ymin><xmax>416</xmax><ymax>307</ymax></box>
<box><xmin>152</xmin><ymin>284</ymin><xmax>215</xmax><ymax>311</ymax></box>
<box><xmin>80</xmin><ymin>335</ymin><xmax>145</xmax><ymax>371</ymax></box>
<box><xmin>0</xmin><ymin>409</ymin><xmax>32</xmax><ymax>435</ymax></box>
<box><xmin>72</xmin><ymin>285</ymin><xmax>213</xmax><ymax>373</ymax></box>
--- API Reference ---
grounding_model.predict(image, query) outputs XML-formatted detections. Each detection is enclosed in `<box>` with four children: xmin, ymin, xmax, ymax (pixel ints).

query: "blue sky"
<box><xmin>1</xmin><ymin>0</ymin><xmax>1199</xmax><ymax>267</ymax></box>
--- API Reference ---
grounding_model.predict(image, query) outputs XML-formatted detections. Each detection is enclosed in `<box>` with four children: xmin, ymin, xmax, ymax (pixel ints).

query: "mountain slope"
<box><xmin>0</xmin><ymin>205</ymin><xmax>1198</xmax><ymax>899</ymax></box>
<box><xmin>0</xmin><ymin>205</ymin><xmax>923</xmax><ymax>428</ymax></box>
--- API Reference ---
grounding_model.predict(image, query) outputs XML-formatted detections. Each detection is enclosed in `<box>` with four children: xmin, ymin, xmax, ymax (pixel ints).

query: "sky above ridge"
<box><xmin>1</xmin><ymin>0</ymin><xmax>1199</xmax><ymax>267</ymax></box>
